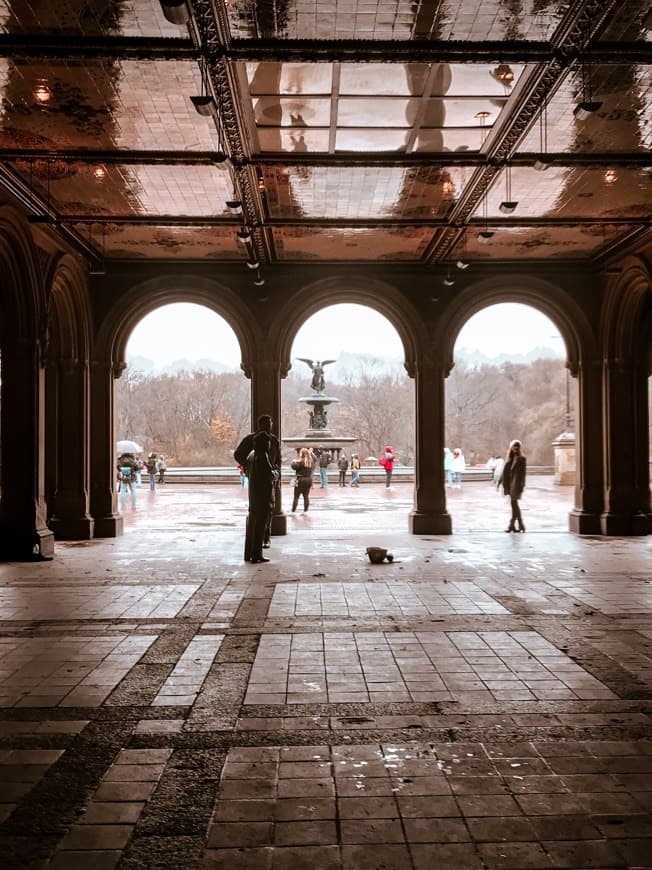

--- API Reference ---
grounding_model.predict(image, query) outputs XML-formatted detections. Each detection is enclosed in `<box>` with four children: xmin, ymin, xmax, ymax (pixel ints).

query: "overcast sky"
<box><xmin>126</xmin><ymin>302</ymin><xmax>563</xmax><ymax>368</ymax></box>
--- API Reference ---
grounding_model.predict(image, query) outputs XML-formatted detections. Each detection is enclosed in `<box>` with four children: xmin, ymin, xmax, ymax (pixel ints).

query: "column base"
<box><xmin>600</xmin><ymin>512</ymin><xmax>649</xmax><ymax>536</ymax></box>
<box><xmin>93</xmin><ymin>514</ymin><xmax>124</xmax><ymax>538</ymax></box>
<box><xmin>49</xmin><ymin>515</ymin><xmax>95</xmax><ymax>541</ymax></box>
<box><xmin>271</xmin><ymin>512</ymin><xmax>287</xmax><ymax>536</ymax></box>
<box><xmin>568</xmin><ymin>510</ymin><xmax>601</xmax><ymax>535</ymax></box>
<box><xmin>0</xmin><ymin>526</ymin><xmax>55</xmax><ymax>561</ymax></box>
<box><xmin>409</xmin><ymin>510</ymin><xmax>452</xmax><ymax>535</ymax></box>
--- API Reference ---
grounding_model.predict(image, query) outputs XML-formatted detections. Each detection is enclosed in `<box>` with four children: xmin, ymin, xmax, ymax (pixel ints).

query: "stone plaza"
<box><xmin>1</xmin><ymin>479</ymin><xmax>651</xmax><ymax>868</ymax></box>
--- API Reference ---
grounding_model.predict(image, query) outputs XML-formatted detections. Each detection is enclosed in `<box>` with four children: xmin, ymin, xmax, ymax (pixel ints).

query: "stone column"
<box><xmin>600</xmin><ymin>357</ymin><xmax>649</xmax><ymax>535</ymax></box>
<box><xmin>0</xmin><ymin>337</ymin><xmax>54</xmax><ymax>559</ymax></box>
<box><xmin>568</xmin><ymin>360</ymin><xmax>603</xmax><ymax>534</ymax></box>
<box><xmin>48</xmin><ymin>357</ymin><xmax>94</xmax><ymax>540</ymax></box>
<box><xmin>251</xmin><ymin>356</ymin><xmax>286</xmax><ymax>536</ymax></box>
<box><xmin>409</xmin><ymin>355</ymin><xmax>452</xmax><ymax>534</ymax></box>
<box><xmin>89</xmin><ymin>359</ymin><xmax>123</xmax><ymax>538</ymax></box>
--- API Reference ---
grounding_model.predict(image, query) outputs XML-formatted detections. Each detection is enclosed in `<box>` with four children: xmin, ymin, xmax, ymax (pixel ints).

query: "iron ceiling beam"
<box><xmin>0</xmin><ymin>34</ymin><xmax>197</xmax><ymax>60</ymax></box>
<box><xmin>49</xmin><ymin>215</ymin><xmax>649</xmax><ymax>229</ymax></box>
<box><xmin>2</xmin><ymin>33</ymin><xmax>648</xmax><ymax>65</ymax></box>
<box><xmin>2</xmin><ymin>150</ymin><xmax>650</xmax><ymax>169</ymax></box>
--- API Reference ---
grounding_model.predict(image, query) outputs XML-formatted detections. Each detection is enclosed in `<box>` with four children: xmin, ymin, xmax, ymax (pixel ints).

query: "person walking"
<box><xmin>146</xmin><ymin>453</ymin><xmax>158</xmax><ymax>491</ymax></box>
<box><xmin>243</xmin><ymin>431</ymin><xmax>276</xmax><ymax>562</ymax></box>
<box><xmin>451</xmin><ymin>448</ymin><xmax>465</xmax><ymax>488</ymax></box>
<box><xmin>379</xmin><ymin>445</ymin><xmax>396</xmax><ymax>488</ymax></box>
<box><xmin>157</xmin><ymin>454</ymin><xmax>167</xmax><ymax>484</ymax></box>
<box><xmin>117</xmin><ymin>452</ymin><xmax>137</xmax><ymax>510</ymax></box>
<box><xmin>349</xmin><ymin>453</ymin><xmax>361</xmax><ymax>487</ymax></box>
<box><xmin>444</xmin><ymin>447</ymin><xmax>453</xmax><ymax>487</ymax></box>
<box><xmin>337</xmin><ymin>452</ymin><xmax>349</xmax><ymax>486</ymax></box>
<box><xmin>318</xmin><ymin>449</ymin><xmax>331</xmax><ymax>488</ymax></box>
<box><xmin>500</xmin><ymin>439</ymin><xmax>527</xmax><ymax>532</ymax></box>
<box><xmin>291</xmin><ymin>447</ymin><xmax>314</xmax><ymax>512</ymax></box>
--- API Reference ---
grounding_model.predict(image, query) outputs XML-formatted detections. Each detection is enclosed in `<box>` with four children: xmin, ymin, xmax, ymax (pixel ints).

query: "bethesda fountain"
<box><xmin>282</xmin><ymin>358</ymin><xmax>356</xmax><ymax>460</ymax></box>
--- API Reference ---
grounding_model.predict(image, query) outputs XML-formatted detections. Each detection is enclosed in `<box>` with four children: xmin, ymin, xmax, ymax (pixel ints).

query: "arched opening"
<box><xmin>281</xmin><ymin>303</ymin><xmax>413</xmax><ymax>527</ymax></box>
<box><xmin>116</xmin><ymin>302</ymin><xmax>250</xmax><ymax>525</ymax></box>
<box><xmin>446</xmin><ymin>302</ymin><xmax>576</xmax><ymax>533</ymax></box>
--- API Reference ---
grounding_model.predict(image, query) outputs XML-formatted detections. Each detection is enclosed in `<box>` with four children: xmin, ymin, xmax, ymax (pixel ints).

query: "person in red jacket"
<box><xmin>379</xmin><ymin>445</ymin><xmax>396</xmax><ymax>488</ymax></box>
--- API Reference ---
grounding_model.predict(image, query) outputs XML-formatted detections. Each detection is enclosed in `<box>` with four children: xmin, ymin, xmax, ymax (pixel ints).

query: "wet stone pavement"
<box><xmin>1</xmin><ymin>479</ymin><xmax>651</xmax><ymax>869</ymax></box>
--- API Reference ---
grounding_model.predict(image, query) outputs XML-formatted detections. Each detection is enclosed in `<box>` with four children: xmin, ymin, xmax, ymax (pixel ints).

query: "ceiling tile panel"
<box><xmin>480</xmin><ymin>166</ymin><xmax>652</xmax><ymax>220</ymax></box>
<box><xmin>599</xmin><ymin>0</ymin><xmax>652</xmax><ymax>41</ymax></box>
<box><xmin>0</xmin><ymin>59</ymin><xmax>218</xmax><ymax>151</ymax></box>
<box><xmin>455</xmin><ymin>224</ymin><xmax>628</xmax><ymax>261</ymax></box>
<box><xmin>273</xmin><ymin>226</ymin><xmax>432</xmax><ymax>260</ymax></box>
<box><xmin>227</xmin><ymin>0</ymin><xmax>567</xmax><ymax>41</ymax></box>
<box><xmin>0</xmin><ymin>0</ymin><xmax>183</xmax><ymax>37</ymax></box>
<box><xmin>517</xmin><ymin>64</ymin><xmax>652</xmax><ymax>154</ymax></box>
<box><xmin>12</xmin><ymin>162</ymin><xmax>232</xmax><ymax>217</ymax></box>
<box><xmin>73</xmin><ymin>224</ymin><xmax>244</xmax><ymax>260</ymax></box>
<box><xmin>264</xmin><ymin>166</ymin><xmax>465</xmax><ymax>219</ymax></box>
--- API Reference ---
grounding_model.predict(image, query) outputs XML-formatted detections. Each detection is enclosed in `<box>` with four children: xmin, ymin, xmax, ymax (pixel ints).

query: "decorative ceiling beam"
<box><xmin>225</xmin><ymin>37</ymin><xmax>649</xmax><ymax>64</ymax></box>
<box><xmin>0</xmin><ymin>34</ymin><xmax>197</xmax><ymax>60</ymax></box>
<box><xmin>2</xmin><ymin>33</ymin><xmax>645</xmax><ymax>65</ymax></box>
<box><xmin>0</xmin><ymin>149</ymin><xmax>225</xmax><ymax>165</ymax></box>
<box><xmin>50</xmin><ymin>215</ymin><xmax>649</xmax><ymax>229</ymax></box>
<box><xmin>2</xmin><ymin>150</ymin><xmax>648</xmax><ymax>169</ymax></box>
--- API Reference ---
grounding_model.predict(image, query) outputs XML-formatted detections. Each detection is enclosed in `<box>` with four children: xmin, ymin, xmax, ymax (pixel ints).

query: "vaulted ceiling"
<box><xmin>0</xmin><ymin>0</ymin><xmax>650</xmax><ymax>277</ymax></box>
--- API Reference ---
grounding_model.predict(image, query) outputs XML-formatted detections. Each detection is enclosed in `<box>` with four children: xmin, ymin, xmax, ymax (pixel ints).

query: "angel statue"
<box><xmin>297</xmin><ymin>358</ymin><xmax>336</xmax><ymax>393</ymax></box>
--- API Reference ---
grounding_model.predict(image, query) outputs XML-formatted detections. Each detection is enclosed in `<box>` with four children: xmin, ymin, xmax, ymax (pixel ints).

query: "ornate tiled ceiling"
<box><xmin>0</xmin><ymin>0</ymin><xmax>649</xmax><ymax>268</ymax></box>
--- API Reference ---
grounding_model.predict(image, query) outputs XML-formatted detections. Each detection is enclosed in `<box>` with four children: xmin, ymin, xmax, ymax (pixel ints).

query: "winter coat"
<box><xmin>501</xmin><ymin>454</ymin><xmax>527</xmax><ymax>499</ymax></box>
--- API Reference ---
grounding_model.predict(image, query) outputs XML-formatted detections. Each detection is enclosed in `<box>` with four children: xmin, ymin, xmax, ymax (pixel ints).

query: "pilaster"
<box><xmin>89</xmin><ymin>358</ymin><xmax>124</xmax><ymax>538</ymax></box>
<box><xmin>251</xmin><ymin>356</ymin><xmax>286</xmax><ymax>536</ymax></box>
<box><xmin>0</xmin><ymin>337</ymin><xmax>54</xmax><ymax>559</ymax></box>
<box><xmin>600</xmin><ymin>357</ymin><xmax>649</xmax><ymax>535</ymax></box>
<box><xmin>568</xmin><ymin>359</ymin><xmax>602</xmax><ymax>535</ymax></box>
<box><xmin>48</xmin><ymin>357</ymin><xmax>94</xmax><ymax>540</ymax></box>
<box><xmin>409</xmin><ymin>354</ymin><xmax>452</xmax><ymax>535</ymax></box>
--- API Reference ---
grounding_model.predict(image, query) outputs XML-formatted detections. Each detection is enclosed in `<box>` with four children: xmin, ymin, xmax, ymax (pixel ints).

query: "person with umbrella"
<box><xmin>117</xmin><ymin>452</ymin><xmax>138</xmax><ymax>510</ymax></box>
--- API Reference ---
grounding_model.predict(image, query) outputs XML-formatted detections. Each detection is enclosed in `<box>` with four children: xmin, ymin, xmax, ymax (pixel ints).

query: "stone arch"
<box><xmin>0</xmin><ymin>206</ymin><xmax>43</xmax><ymax>345</ymax></box>
<box><xmin>272</xmin><ymin>275</ymin><xmax>426</xmax><ymax>378</ymax></box>
<box><xmin>95</xmin><ymin>274</ymin><xmax>259</xmax><ymax>377</ymax></box>
<box><xmin>435</xmin><ymin>275</ymin><xmax>598</xmax><ymax>377</ymax></box>
<box><xmin>600</xmin><ymin>255</ymin><xmax>652</xmax><ymax>362</ymax></box>
<box><xmin>47</xmin><ymin>254</ymin><xmax>92</xmax><ymax>364</ymax></box>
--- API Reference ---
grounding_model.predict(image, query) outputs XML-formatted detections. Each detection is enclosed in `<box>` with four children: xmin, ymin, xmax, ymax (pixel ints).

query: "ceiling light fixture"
<box><xmin>533</xmin><ymin>98</ymin><xmax>550</xmax><ymax>171</ymax></box>
<box><xmin>443</xmin><ymin>271</ymin><xmax>455</xmax><ymax>287</ymax></box>
<box><xmin>254</xmin><ymin>274</ymin><xmax>266</xmax><ymax>288</ymax></box>
<box><xmin>226</xmin><ymin>199</ymin><xmax>242</xmax><ymax>214</ymax></box>
<box><xmin>477</xmin><ymin>229</ymin><xmax>494</xmax><ymax>243</ymax></box>
<box><xmin>455</xmin><ymin>229</ymin><xmax>469</xmax><ymax>269</ymax></box>
<box><xmin>474</xmin><ymin>110</ymin><xmax>491</xmax><ymax>148</ymax></box>
<box><xmin>604</xmin><ymin>169</ymin><xmax>618</xmax><ymax>184</ymax></box>
<box><xmin>492</xmin><ymin>63</ymin><xmax>514</xmax><ymax>86</ymax></box>
<box><xmin>191</xmin><ymin>95</ymin><xmax>218</xmax><ymax>118</ymax></box>
<box><xmin>246</xmin><ymin>259</ymin><xmax>260</xmax><ymax>270</ymax></box>
<box><xmin>499</xmin><ymin>163</ymin><xmax>518</xmax><ymax>214</ymax></box>
<box><xmin>573</xmin><ymin>55</ymin><xmax>602</xmax><ymax>121</ymax></box>
<box><xmin>159</xmin><ymin>0</ymin><xmax>190</xmax><ymax>25</ymax></box>
<box><xmin>34</xmin><ymin>82</ymin><xmax>52</xmax><ymax>103</ymax></box>
<box><xmin>237</xmin><ymin>228</ymin><xmax>252</xmax><ymax>244</ymax></box>
<box><xmin>573</xmin><ymin>100</ymin><xmax>602</xmax><ymax>121</ymax></box>
<box><xmin>93</xmin><ymin>165</ymin><xmax>106</xmax><ymax>179</ymax></box>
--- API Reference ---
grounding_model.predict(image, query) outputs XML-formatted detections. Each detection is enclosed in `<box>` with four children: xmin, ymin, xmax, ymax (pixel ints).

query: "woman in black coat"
<box><xmin>291</xmin><ymin>447</ymin><xmax>314</xmax><ymax>512</ymax></box>
<box><xmin>500</xmin><ymin>439</ymin><xmax>527</xmax><ymax>532</ymax></box>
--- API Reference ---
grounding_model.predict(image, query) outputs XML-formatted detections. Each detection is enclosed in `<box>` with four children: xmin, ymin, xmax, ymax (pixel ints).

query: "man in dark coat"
<box><xmin>243</xmin><ymin>432</ymin><xmax>275</xmax><ymax>563</ymax></box>
<box><xmin>234</xmin><ymin>415</ymin><xmax>281</xmax><ymax>550</ymax></box>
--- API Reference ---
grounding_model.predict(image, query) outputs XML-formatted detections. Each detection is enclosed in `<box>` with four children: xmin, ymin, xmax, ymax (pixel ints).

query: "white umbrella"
<box><xmin>117</xmin><ymin>440</ymin><xmax>143</xmax><ymax>454</ymax></box>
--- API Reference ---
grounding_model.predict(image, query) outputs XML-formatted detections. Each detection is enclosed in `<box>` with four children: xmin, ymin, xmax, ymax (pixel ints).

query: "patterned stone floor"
<box><xmin>1</xmin><ymin>480</ymin><xmax>651</xmax><ymax>869</ymax></box>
